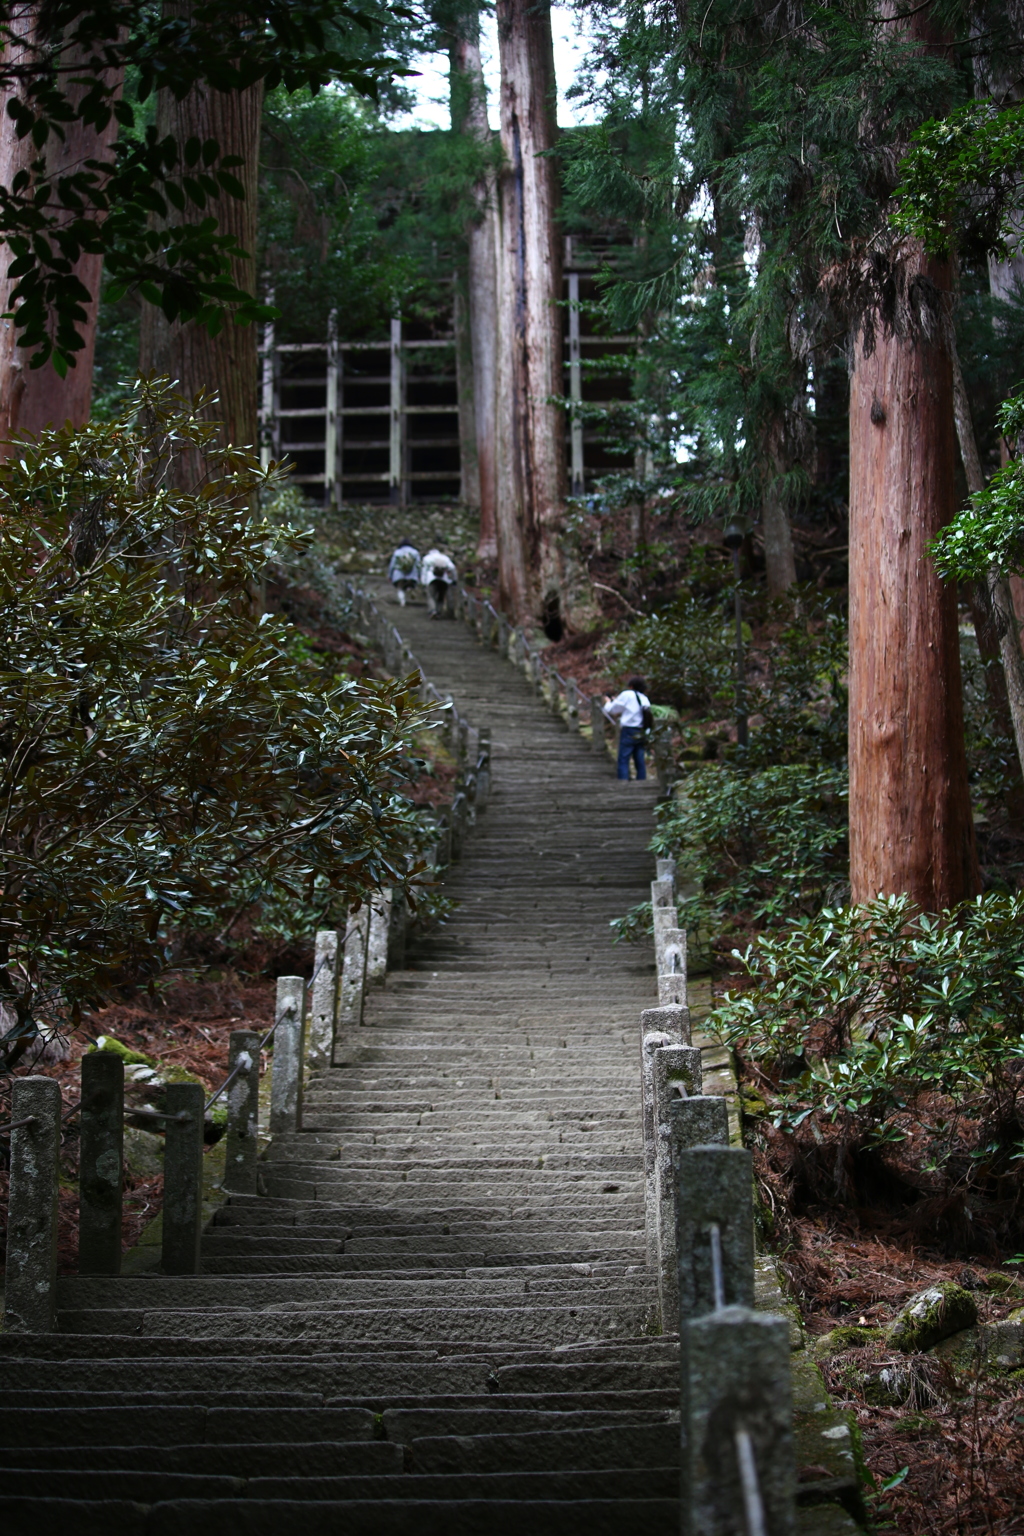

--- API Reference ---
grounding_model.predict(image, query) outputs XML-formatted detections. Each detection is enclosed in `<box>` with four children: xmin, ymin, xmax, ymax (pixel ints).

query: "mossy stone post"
<box><xmin>79</xmin><ymin>1050</ymin><xmax>124</xmax><ymax>1275</ymax></box>
<box><xmin>676</xmin><ymin>1144</ymin><xmax>755</xmax><ymax>1322</ymax></box>
<box><xmin>682</xmin><ymin>1307</ymin><xmax>795</xmax><ymax>1536</ymax></box>
<box><xmin>660</xmin><ymin>1094</ymin><xmax>729</xmax><ymax>1332</ymax></box>
<box><xmin>307</xmin><ymin>928</ymin><xmax>339</xmax><ymax>1068</ymax></box>
<box><xmin>224</xmin><ymin>1030</ymin><xmax>261</xmax><ymax>1196</ymax></box>
<box><xmin>270</xmin><ymin>977</ymin><xmax>305</xmax><ymax>1137</ymax></box>
<box><xmin>640</xmin><ymin>1003</ymin><xmax>691</xmax><ymax>1046</ymax></box>
<box><xmin>162</xmin><ymin>1082</ymin><xmax>204</xmax><ymax>1275</ymax></box>
<box><xmin>651</xmin><ymin>1046</ymin><xmax>705</xmax><ymax>1330</ymax></box>
<box><xmin>566</xmin><ymin>676</ymin><xmax>580</xmax><ymax>730</ymax></box>
<box><xmin>3</xmin><ymin>1075</ymin><xmax>61</xmax><ymax>1332</ymax></box>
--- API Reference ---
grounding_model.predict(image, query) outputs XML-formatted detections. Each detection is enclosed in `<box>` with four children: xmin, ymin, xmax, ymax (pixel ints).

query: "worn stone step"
<box><xmin>0</xmin><ymin>1496</ymin><xmax>679</xmax><ymax>1536</ymax></box>
<box><xmin>409</xmin><ymin>1420</ymin><xmax>680</xmax><ymax>1474</ymax></box>
<box><xmin>58</xmin><ymin>1304</ymin><xmax>656</xmax><ymax>1342</ymax></box>
<box><xmin>0</xmin><ymin>1406</ymin><xmax>377</xmax><ymax>1447</ymax></box>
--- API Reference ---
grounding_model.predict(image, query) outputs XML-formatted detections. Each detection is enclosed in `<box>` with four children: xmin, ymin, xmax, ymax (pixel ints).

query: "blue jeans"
<box><xmin>617</xmin><ymin>726</ymin><xmax>646</xmax><ymax>780</ymax></box>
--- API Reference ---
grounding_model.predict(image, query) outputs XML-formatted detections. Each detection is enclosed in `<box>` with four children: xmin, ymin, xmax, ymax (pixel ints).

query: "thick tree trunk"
<box><xmin>762</xmin><ymin>486</ymin><xmax>797</xmax><ymax>596</ymax></box>
<box><xmin>453</xmin><ymin>281</ymin><xmax>480</xmax><ymax>507</ymax></box>
<box><xmin>0</xmin><ymin>17</ymin><xmax>123</xmax><ymax>445</ymax></box>
<box><xmin>139</xmin><ymin>75</ymin><xmax>263</xmax><ymax>474</ymax></box>
<box><xmin>494</xmin><ymin>0</ymin><xmax>565</xmax><ymax>626</ymax></box>
<box><xmin>848</xmin><ymin>246</ymin><xmax>980</xmax><ymax>910</ymax></box>
<box><xmin>449</xmin><ymin>20</ymin><xmax>498</xmax><ymax>554</ymax></box>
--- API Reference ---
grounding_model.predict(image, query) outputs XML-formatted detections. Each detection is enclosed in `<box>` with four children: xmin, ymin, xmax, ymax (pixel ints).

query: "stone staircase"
<box><xmin>1</xmin><ymin>587</ymin><xmax>682</xmax><ymax>1532</ymax></box>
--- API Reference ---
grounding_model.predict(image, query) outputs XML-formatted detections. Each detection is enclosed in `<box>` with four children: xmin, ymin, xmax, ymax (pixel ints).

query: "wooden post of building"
<box><xmin>260</xmin><ymin>306</ymin><xmax>276</xmax><ymax>472</ymax></box>
<box><xmin>390</xmin><ymin>317</ymin><xmax>404</xmax><ymax>506</ymax></box>
<box><xmin>325</xmin><ymin>307</ymin><xmax>339</xmax><ymax>508</ymax></box>
<box><xmin>568</xmin><ymin>268</ymin><xmax>584</xmax><ymax>496</ymax></box>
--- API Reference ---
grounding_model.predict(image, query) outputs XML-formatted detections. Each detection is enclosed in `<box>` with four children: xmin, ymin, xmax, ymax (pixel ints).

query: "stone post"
<box><xmin>270</xmin><ymin>976</ymin><xmax>304</xmax><ymax>1137</ymax></box>
<box><xmin>655</xmin><ymin>856</ymin><xmax>676</xmax><ymax>884</ymax></box>
<box><xmin>3</xmin><ymin>1076</ymin><xmax>61</xmax><ymax>1332</ymax></box>
<box><xmin>651</xmin><ymin>1046</ymin><xmax>705</xmax><ymax>1330</ymax></box>
<box><xmin>451</xmin><ymin>790</ymin><xmax>468</xmax><ymax>861</ymax></box>
<box><xmin>658</xmin><ymin>1093</ymin><xmax>729</xmax><ymax>1332</ymax></box>
<box><xmin>338</xmin><ymin>904</ymin><xmax>370</xmax><ymax>1028</ymax></box>
<box><xmin>162</xmin><ymin>1082</ymin><xmax>204</xmax><ymax>1275</ymax></box>
<box><xmin>79</xmin><ymin>1050</ymin><xmax>124</xmax><ymax>1275</ymax></box>
<box><xmin>641</xmin><ymin>1028</ymin><xmax>675</xmax><ymax>1270</ymax></box>
<box><xmin>387</xmin><ymin>890</ymin><xmax>408</xmax><ymax>970</ymax></box>
<box><xmin>497</xmin><ymin>615</ymin><xmax>509</xmax><ymax>656</ymax></box>
<box><xmin>457</xmin><ymin>717</ymin><xmax>469</xmax><ymax>764</ymax></box>
<box><xmin>566</xmin><ymin>677</ymin><xmax>579</xmax><ymax>729</ymax></box>
<box><xmin>640</xmin><ymin>1003</ymin><xmax>691</xmax><ymax>1045</ymax></box>
<box><xmin>658</xmin><ymin>928</ymin><xmax>687</xmax><ymax>1008</ymax></box>
<box><xmin>476</xmin><ymin>730</ymin><xmax>491</xmax><ymax>809</ymax></box>
<box><xmin>223</xmin><ymin>1029</ymin><xmax>261</xmax><ymax>1196</ymax></box>
<box><xmin>306</xmin><ymin>928</ymin><xmax>339</xmax><ymax>1069</ymax></box>
<box><xmin>676</xmin><ymin>1144</ymin><xmax>755</xmax><ymax>1321</ymax></box>
<box><xmin>465</xmin><ymin>726</ymin><xmax>480</xmax><ymax>784</ymax></box>
<box><xmin>367</xmin><ymin>892</ymin><xmax>392</xmax><ymax>985</ymax></box>
<box><xmin>590</xmin><ymin>695</ymin><xmax>606</xmax><ymax>754</ymax></box>
<box><xmin>682</xmin><ymin>1307</ymin><xmax>795</xmax><ymax>1536</ymax></box>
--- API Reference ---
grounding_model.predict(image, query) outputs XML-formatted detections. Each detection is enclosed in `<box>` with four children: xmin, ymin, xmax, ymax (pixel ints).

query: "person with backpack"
<box><xmin>603</xmin><ymin>676</ymin><xmax>654</xmax><ymax>781</ymax></box>
<box><xmin>420</xmin><ymin>547</ymin><xmax>458</xmax><ymax>618</ymax></box>
<box><xmin>388</xmin><ymin>541</ymin><xmax>421</xmax><ymax>606</ymax></box>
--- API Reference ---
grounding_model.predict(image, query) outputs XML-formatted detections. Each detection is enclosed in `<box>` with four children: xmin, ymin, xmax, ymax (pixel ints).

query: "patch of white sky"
<box><xmin>387</xmin><ymin>4</ymin><xmax>606</xmax><ymax>133</ymax></box>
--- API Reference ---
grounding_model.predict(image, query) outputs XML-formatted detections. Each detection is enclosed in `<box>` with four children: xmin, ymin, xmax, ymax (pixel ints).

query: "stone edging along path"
<box><xmin>0</xmin><ymin>577</ymin><xmax>866</xmax><ymax>1534</ymax></box>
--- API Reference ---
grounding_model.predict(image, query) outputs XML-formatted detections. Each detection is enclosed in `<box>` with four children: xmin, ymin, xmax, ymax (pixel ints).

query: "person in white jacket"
<box><xmin>388</xmin><ymin>541</ymin><xmax>421</xmax><ymax>605</ymax></box>
<box><xmin>421</xmin><ymin>548</ymin><xmax>457</xmax><ymax>618</ymax></box>
<box><xmin>603</xmin><ymin>675</ymin><xmax>652</xmax><ymax>780</ymax></box>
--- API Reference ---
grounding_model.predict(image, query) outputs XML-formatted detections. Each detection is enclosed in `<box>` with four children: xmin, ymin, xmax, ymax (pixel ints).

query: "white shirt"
<box><xmin>421</xmin><ymin>549</ymin><xmax>457</xmax><ymax>585</ymax></box>
<box><xmin>604</xmin><ymin>689</ymin><xmax>650</xmax><ymax>728</ymax></box>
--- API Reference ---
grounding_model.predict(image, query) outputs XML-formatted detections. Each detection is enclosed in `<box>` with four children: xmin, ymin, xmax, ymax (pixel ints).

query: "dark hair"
<box><xmin>628</xmin><ymin>676</ymin><xmax>647</xmax><ymax>693</ymax></box>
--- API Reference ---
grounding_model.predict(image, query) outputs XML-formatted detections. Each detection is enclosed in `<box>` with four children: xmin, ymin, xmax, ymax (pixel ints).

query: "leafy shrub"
<box><xmin>605</xmin><ymin>586</ymin><xmax>847</xmax><ymax>765</ymax></box>
<box><xmin>656</xmin><ymin>763</ymin><xmax>849</xmax><ymax>934</ymax></box>
<box><xmin>711</xmin><ymin>894</ymin><xmax>1024</xmax><ymax>1245</ymax></box>
<box><xmin>0</xmin><ymin>380</ymin><xmax>429</xmax><ymax>1065</ymax></box>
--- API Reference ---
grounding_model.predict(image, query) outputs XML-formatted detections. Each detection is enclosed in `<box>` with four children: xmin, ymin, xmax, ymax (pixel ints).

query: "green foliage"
<box><xmin>0</xmin><ymin>0</ymin><xmax>417</xmax><ymax>370</ymax></box>
<box><xmin>655</xmin><ymin>763</ymin><xmax>849</xmax><ymax>932</ymax></box>
<box><xmin>607</xmin><ymin>586</ymin><xmax>847</xmax><ymax>764</ymax></box>
<box><xmin>893</xmin><ymin>101</ymin><xmax>1024</xmax><ymax>264</ymax></box>
<box><xmin>0</xmin><ymin>379</ymin><xmax>429</xmax><ymax>1060</ymax></box>
<box><xmin>711</xmin><ymin>893</ymin><xmax>1024</xmax><ymax>1172</ymax></box>
<box><xmin>259</xmin><ymin>84</ymin><xmax>495</xmax><ymax>343</ymax></box>
<box><xmin>931</xmin><ymin>390</ymin><xmax>1024</xmax><ymax>583</ymax></box>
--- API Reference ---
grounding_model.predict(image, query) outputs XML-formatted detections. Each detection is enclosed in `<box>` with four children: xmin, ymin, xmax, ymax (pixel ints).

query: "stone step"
<box><xmin>0</xmin><ymin>1439</ymin><xmax>404</xmax><ymax>1477</ymax></box>
<box><xmin>409</xmin><ymin>1420</ymin><xmax>679</xmax><ymax>1474</ymax></box>
<box><xmin>58</xmin><ymin>1304</ymin><xmax>656</xmax><ymax>1342</ymax></box>
<box><xmin>57</xmin><ymin>1272</ymin><xmax>647</xmax><ymax>1309</ymax></box>
<box><xmin>0</xmin><ymin>1467</ymin><xmax>680</xmax><ymax>1502</ymax></box>
<box><xmin>2</xmin><ymin>1388</ymin><xmax>680</xmax><ymax>1415</ymax></box>
<box><xmin>2</xmin><ymin>1334</ymin><xmax>680</xmax><ymax>1363</ymax></box>
<box><xmin>0</xmin><ymin>1405</ymin><xmax>377</xmax><ymax>1447</ymax></box>
<box><xmin>0</xmin><ymin>1495</ymin><xmax>680</xmax><ymax>1536</ymax></box>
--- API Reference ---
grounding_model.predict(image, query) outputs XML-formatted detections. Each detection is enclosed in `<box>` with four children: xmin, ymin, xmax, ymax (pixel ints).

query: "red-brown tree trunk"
<box><xmin>848</xmin><ymin>246</ymin><xmax>980</xmax><ymax>910</ymax></box>
<box><xmin>449</xmin><ymin>18</ymin><xmax>498</xmax><ymax>560</ymax></box>
<box><xmin>494</xmin><ymin>0</ymin><xmax>565</xmax><ymax>626</ymax></box>
<box><xmin>0</xmin><ymin>17</ymin><xmax>123</xmax><ymax>446</ymax></box>
<box><xmin>139</xmin><ymin>75</ymin><xmax>263</xmax><ymax>472</ymax></box>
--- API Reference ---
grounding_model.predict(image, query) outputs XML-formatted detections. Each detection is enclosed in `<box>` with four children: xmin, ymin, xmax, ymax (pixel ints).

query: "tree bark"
<box><xmin>947</xmin><ymin>328</ymin><xmax>1024</xmax><ymax>789</ymax></box>
<box><xmin>762</xmin><ymin>484</ymin><xmax>797</xmax><ymax>596</ymax></box>
<box><xmin>453</xmin><ymin>279</ymin><xmax>480</xmax><ymax>507</ymax></box>
<box><xmin>448</xmin><ymin>19</ymin><xmax>498</xmax><ymax>555</ymax></box>
<box><xmin>494</xmin><ymin>0</ymin><xmax>565</xmax><ymax>625</ymax></box>
<box><xmin>0</xmin><ymin>14</ymin><xmax>123</xmax><ymax>446</ymax></box>
<box><xmin>848</xmin><ymin>245</ymin><xmax>980</xmax><ymax>910</ymax></box>
<box><xmin>139</xmin><ymin>73</ymin><xmax>263</xmax><ymax>476</ymax></box>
